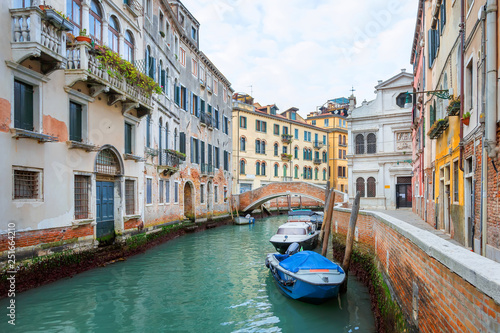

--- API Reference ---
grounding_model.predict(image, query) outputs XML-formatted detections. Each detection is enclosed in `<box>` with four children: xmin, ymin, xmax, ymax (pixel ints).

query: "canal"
<box><xmin>1</xmin><ymin>215</ymin><xmax>375</xmax><ymax>332</ymax></box>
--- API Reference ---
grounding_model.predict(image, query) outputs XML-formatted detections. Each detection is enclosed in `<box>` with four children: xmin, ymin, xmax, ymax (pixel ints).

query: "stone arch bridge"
<box><xmin>235</xmin><ymin>182</ymin><xmax>347</xmax><ymax>212</ymax></box>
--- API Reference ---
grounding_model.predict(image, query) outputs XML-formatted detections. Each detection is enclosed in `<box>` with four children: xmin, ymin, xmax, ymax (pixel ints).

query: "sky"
<box><xmin>182</xmin><ymin>0</ymin><xmax>418</xmax><ymax>117</ymax></box>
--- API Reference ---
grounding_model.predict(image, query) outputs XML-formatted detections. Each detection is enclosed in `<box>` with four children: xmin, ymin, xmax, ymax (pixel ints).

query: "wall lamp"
<box><xmin>404</xmin><ymin>89</ymin><xmax>453</xmax><ymax>108</ymax></box>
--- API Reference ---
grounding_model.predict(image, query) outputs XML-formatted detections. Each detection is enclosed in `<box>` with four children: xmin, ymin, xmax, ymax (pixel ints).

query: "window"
<box><xmin>89</xmin><ymin>0</ymin><xmax>103</xmax><ymax>43</ymax></box>
<box><xmin>108</xmin><ymin>16</ymin><xmax>120</xmax><ymax>53</ymax></box>
<box><xmin>282</xmin><ymin>126</ymin><xmax>288</xmax><ymax>135</ymax></box>
<box><xmin>224</xmin><ymin>150</ymin><xmax>230</xmax><ymax>171</ymax></box>
<box><xmin>240</xmin><ymin>137</ymin><xmax>246</xmax><ymax>151</ymax></box>
<box><xmin>199</xmin><ymin>65</ymin><xmax>205</xmax><ymax>83</ymax></box>
<box><xmin>214</xmin><ymin>185</ymin><xmax>218</xmax><ymax>203</ymax></box>
<box><xmin>192</xmin><ymin>58</ymin><xmax>198</xmax><ymax>77</ymax></box>
<box><xmin>294</xmin><ymin>146</ymin><xmax>299</xmax><ymax>159</ymax></box>
<box><xmin>240</xmin><ymin>116</ymin><xmax>247</xmax><ymax>128</ymax></box>
<box><xmin>124</xmin><ymin>31</ymin><xmax>135</xmax><ymax>62</ymax></box>
<box><xmin>322</xmin><ymin>152</ymin><xmax>327</xmax><ymax>163</ymax></box>
<box><xmin>159</xmin><ymin>179</ymin><xmax>164</xmax><ymax>203</ymax></box>
<box><xmin>125</xmin><ymin>179</ymin><xmax>135</xmax><ymax>214</ymax></box>
<box><xmin>324</xmin><ymin>119</ymin><xmax>329</xmax><ymax>127</ymax></box>
<box><xmin>283</xmin><ymin>165</ymin><xmax>288</xmax><ymax>178</ymax></box>
<box><xmin>214</xmin><ymin>109</ymin><xmax>220</xmax><ymax>129</ymax></box>
<box><xmin>74</xmin><ymin>175</ymin><xmax>90</xmax><ymax>219</ymax></box>
<box><xmin>367</xmin><ymin>133</ymin><xmax>376</xmax><ymax>154</ymax></box>
<box><xmin>165</xmin><ymin>180</ymin><xmax>170</xmax><ymax>203</ymax></box>
<box><xmin>174</xmin><ymin>182</ymin><xmax>179</xmax><ymax>203</ymax></box>
<box><xmin>396</xmin><ymin>93</ymin><xmax>409</xmax><ymax>108</ymax></box>
<box><xmin>14</xmin><ymin>80</ymin><xmax>34</xmax><ymax>131</ymax></box>
<box><xmin>356</xmin><ymin>177</ymin><xmax>365</xmax><ymax>197</ymax></box>
<box><xmin>338</xmin><ymin>149</ymin><xmax>342</xmax><ymax>159</ymax></box>
<box><xmin>294</xmin><ymin>129</ymin><xmax>299</xmax><ymax>139</ymax></box>
<box><xmin>69</xmin><ymin>102</ymin><xmax>83</xmax><ymax>142</ymax></box>
<box><xmin>146</xmin><ymin>178</ymin><xmax>152</xmax><ymax>204</ymax></box>
<box><xmin>240</xmin><ymin>160</ymin><xmax>246</xmax><ymax>174</ymax></box>
<box><xmin>290</xmin><ymin>112</ymin><xmax>296</xmax><ymax>120</ymax></box>
<box><xmin>261</xmin><ymin>162</ymin><xmax>266</xmax><ymax>176</ymax></box>
<box><xmin>255</xmin><ymin>140</ymin><xmax>261</xmax><ymax>154</ymax></box>
<box><xmin>179</xmin><ymin>47</ymin><xmax>186</xmax><ymax>66</ymax></box>
<box><xmin>224</xmin><ymin>187</ymin><xmax>228</xmax><ymax>202</ymax></box>
<box><xmin>274</xmin><ymin>124</ymin><xmax>280</xmax><ymax>135</ymax></box>
<box><xmin>283</xmin><ymin>146</ymin><xmax>288</xmax><ymax>154</ymax></box>
<box><xmin>295</xmin><ymin>166</ymin><xmax>299</xmax><ymax>179</ymax></box>
<box><xmin>67</xmin><ymin>0</ymin><xmax>82</xmax><ymax>36</ymax></box>
<box><xmin>315</xmin><ymin>168</ymin><xmax>318</xmax><ymax>180</ymax></box>
<box><xmin>213</xmin><ymin>79</ymin><xmax>218</xmax><ymax>95</ymax></box>
<box><xmin>13</xmin><ymin>168</ymin><xmax>42</xmax><ymax>200</ymax></box>
<box><xmin>466</xmin><ymin>60</ymin><xmax>473</xmax><ymax>111</ymax></box>
<box><xmin>191</xmin><ymin>27</ymin><xmax>197</xmax><ymax>41</ymax></box>
<box><xmin>323</xmin><ymin>169</ymin><xmax>327</xmax><ymax>180</ymax></box>
<box><xmin>312</xmin><ymin>120</ymin><xmax>316</xmax><ymax>125</ymax></box>
<box><xmin>274</xmin><ymin>164</ymin><xmax>279</xmax><ymax>177</ymax></box>
<box><xmin>201</xmin><ymin>184</ymin><xmax>205</xmax><ymax>203</ymax></box>
<box><xmin>124</xmin><ymin>122</ymin><xmax>133</xmax><ymax>154</ymax></box>
<box><xmin>223</xmin><ymin>116</ymin><xmax>229</xmax><ymax>134</ymax></box>
<box><xmin>180</xmin><ymin>86</ymin><xmax>187</xmax><ymax>110</ymax></box>
<box><xmin>355</xmin><ymin>134</ymin><xmax>364</xmax><ymax>154</ymax></box>
<box><xmin>428</xmin><ymin>27</ymin><xmax>440</xmax><ymax>68</ymax></box>
<box><xmin>215</xmin><ymin>147</ymin><xmax>220</xmax><ymax>169</ymax></box>
<box><xmin>274</xmin><ymin>143</ymin><xmax>279</xmax><ymax>156</ymax></box>
<box><xmin>323</xmin><ymin>135</ymin><xmax>327</xmax><ymax>144</ymax></box>
<box><xmin>256</xmin><ymin>162</ymin><xmax>260</xmax><ymax>176</ymax></box>
<box><xmin>256</xmin><ymin>120</ymin><xmax>267</xmax><ymax>133</ymax></box>
<box><xmin>191</xmin><ymin>138</ymin><xmax>199</xmax><ymax>164</ymax></box>
<box><xmin>367</xmin><ymin>177</ymin><xmax>376</xmax><ymax>197</ymax></box>
<box><xmin>453</xmin><ymin>160</ymin><xmax>459</xmax><ymax>202</ymax></box>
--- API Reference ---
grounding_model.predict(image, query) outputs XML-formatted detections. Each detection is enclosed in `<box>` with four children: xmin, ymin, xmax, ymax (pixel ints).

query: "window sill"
<box><xmin>124</xmin><ymin>214</ymin><xmax>141</xmax><ymax>221</ymax></box>
<box><xmin>124</xmin><ymin>153</ymin><xmax>145</xmax><ymax>162</ymax></box>
<box><xmin>71</xmin><ymin>218</ymin><xmax>94</xmax><ymax>227</ymax></box>
<box><xmin>11</xmin><ymin>128</ymin><xmax>58</xmax><ymax>143</ymax></box>
<box><xmin>67</xmin><ymin>140</ymin><xmax>99</xmax><ymax>152</ymax></box>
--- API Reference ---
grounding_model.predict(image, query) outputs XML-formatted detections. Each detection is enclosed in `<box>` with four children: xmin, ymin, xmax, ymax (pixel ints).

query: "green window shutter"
<box><xmin>69</xmin><ymin>102</ymin><xmax>82</xmax><ymax>142</ymax></box>
<box><xmin>124</xmin><ymin>123</ymin><xmax>132</xmax><ymax>154</ymax></box>
<box><xmin>14</xmin><ymin>80</ymin><xmax>34</xmax><ymax>131</ymax></box>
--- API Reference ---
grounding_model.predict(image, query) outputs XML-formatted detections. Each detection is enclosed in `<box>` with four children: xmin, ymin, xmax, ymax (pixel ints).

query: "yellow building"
<box><xmin>232</xmin><ymin>94</ymin><xmax>329</xmax><ymax>194</ymax></box>
<box><xmin>305</xmin><ymin>98</ymin><xmax>349</xmax><ymax>193</ymax></box>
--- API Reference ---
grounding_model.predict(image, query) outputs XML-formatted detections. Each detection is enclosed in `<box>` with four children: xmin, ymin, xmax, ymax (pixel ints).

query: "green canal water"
<box><xmin>1</xmin><ymin>215</ymin><xmax>375</xmax><ymax>332</ymax></box>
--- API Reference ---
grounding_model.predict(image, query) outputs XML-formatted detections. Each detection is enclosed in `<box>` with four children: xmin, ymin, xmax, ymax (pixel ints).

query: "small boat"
<box><xmin>234</xmin><ymin>215</ymin><xmax>255</xmax><ymax>225</ymax></box>
<box><xmin>287</xmin><ymin>209</ymin><xmax>324</xmax><ymax>228</ymax></box>
<box><xmin>265</xmin><ymin>243</ymin><xmax>346</xmax><ymax>304</ymax></box>
<box><xmin>269</xmin><ymin>221</ymin><xmax>319</xmax><ymax>253</ymax></box>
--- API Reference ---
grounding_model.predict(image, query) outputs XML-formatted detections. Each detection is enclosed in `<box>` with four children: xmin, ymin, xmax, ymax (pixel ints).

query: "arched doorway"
<box><xmin>184</xmin><ymin>182</ymin><xmax>194</xmax><ymax>221</ymax></box>
<box><xmin>94</xmin><ymin>146</ymin><xmax>123</xmax><ymax>239</ymax></box>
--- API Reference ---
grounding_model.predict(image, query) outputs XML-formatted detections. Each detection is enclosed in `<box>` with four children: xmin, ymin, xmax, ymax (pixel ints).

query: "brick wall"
<box><xmin>333</xmin><ymin>208</ymin><xmax>500</xmax><ymax>332</ymax></box>
<box><xmin>0</xmin><ymin>224</ymin><xmax>93</xmax><ymax>252</ymax></box>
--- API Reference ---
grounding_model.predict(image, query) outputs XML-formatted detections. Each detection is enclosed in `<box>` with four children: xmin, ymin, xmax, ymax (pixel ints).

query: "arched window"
<box><xmin>355</xmin><ymin>134</ymin><xmax>364</xmax><ymax>154</ymax></box>
<box><xmin>261</xmin><ymin>162</ymin><xmax>266</xmax><ymax>176</ymax></box>
<box><xmin>261</xmin><ymin>141</ymin><xmax>266</xmax><ymax>154</ymax></box>
<box><xmin>89</xmin><ymin>0</ymin><xmax>103</xmax><ymax>43</ymax></box>
<box><xmin>315</xmin><ymin>151</ymin><xmax>319</xmax><ymax>160</ymax></box>
<box><xmin>274</xmin><ymin>143</ymin><xmax>279</xmax><ymax>156</ymax></box>
<box><xmin>96</xmin><ymin>148</ymin><xmax>122</xmax><ymax>175</ymax></box>
<box><xmin>240</xmin><ymin>160</ymin><xmax>245</xmax><ymax>175</ymax></box>
<box><xmin>367</xmin><ymin>133</ymin><xmax>376</xmax><ymax>154</ymax></box>
<box><xmin>303</xmin><ymin>167</ymin><xmax>307</xmax><ymax>179</ymax></box>
<box><xmin>322</xmin><ymin>151</ymin><xmax>327</xmax><ymax>163</ymax></box>
<box><xmin>323</xmin><ymin>169</ymin><xmax>327</xmax><ymax>180</ymax></box>
<box><xmin>303</xmin><ymin>148</ymin><xmax>307</xmax><ymax>159</ymax></box>
<box><xmin>283</xmin><ymin>164</ymin><xmax>288</xmax><ymax>177</ymax></box>
<box><xmin>294</xmin><ymin>146</ymin><xmax>299</xmax><ymax>159</ymax></box>
<box><xmin>308</xmin><ymin>149</ymin><xmax>312</xmax><ymax>160</ymax></box>
<box><xmin>124</xmin><ymin>30</ymin><xmax>134</xmax><ymax>62</ymax></box>
<box><xmin>274</xmin><ymin>164</ymin><xmax>279</xmax><ymax>177</ymax></box>
<box><xmin>367</xmin><ymin>177</ymin><xmax>376</xmax><ymax>197</ymax></box>
<box><xmin>67</xmin><ymin>0</ymin><xmax>82</xmax><ymax>36</ymax></box>
<box><xmin>308</xmin><ymin>167</ymin><xmax>312</xmax><ymax>179</ymax></box>
<box><xmin>356</xmin><ymin>177</ymin><xmax>365</xmax><ymax>197</ymax></box>
<box><xmin>240</xmin><ymin>137</ymin><xmax>246</xmax><ymax>151</ymax></box>
<box><xmin>255</xmin><ymin>139</ymin><xmax>261</xmax><ymax>154</ymax></box>
<box><xmin>294</xmin><ymin>166</ymin><xmax>299</xmax><ymax>179</ymax></box>
<box><xmin>314</xmin><ymin>168</ymin><xmax>318</xmax><ymax>180</ymax></box>
<box><xmin>256</xmin><ymin>162</ymin><xmax>260</xmax><ymax>176</ymax></box>
<box><xmin>108</xmin><ymin>16</ymin><xmax>120</xmax><ymax>53</ymax></box>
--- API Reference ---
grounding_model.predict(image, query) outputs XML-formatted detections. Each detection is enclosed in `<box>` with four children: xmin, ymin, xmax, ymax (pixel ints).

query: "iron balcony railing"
<box><xmin>200</xmin><ymin>112</ymin><xmax>213</xmax><ymax>127</ymax></box>
<box><xmin>313</xmin><ymin>158</ymin><xmax>322</xmax><ymax>165</ymax></box>
<box><xmin>281</xmin><ymin>134</ymin><xmax>293</xmax><ymax>144</ymax></box>
<box><xmin>201</xmin><ymin>163</ymin><xmax>215</xmax><ymax>176</ymax></box>
<box><xmin>159</xmin><ymin>149</ymin><xmax>180</xmax><ymax>168</ymax></box>
<box><xmin>313</xmin><ymin>141</ymin><xmax>324</xmax><ymax>149</ymax></box>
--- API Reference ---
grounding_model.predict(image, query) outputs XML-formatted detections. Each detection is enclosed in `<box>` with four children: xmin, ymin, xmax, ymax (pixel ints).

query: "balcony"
<box><xmin>124</xmin><ymin>0</ymin><xmax>144</xmax><ymax>18</ymax></box>
<box><xmin>313</xmin><ymin>141</ymin><xmax>324</xmax><ymax>149</ymax></box>
<box><xmin>339</xmin><ymin>142</ymin><xmax>347</xmax><ymax>148</ymax></box>
<box><xmin>200</xmin><ymin>112</ymin><xmax>213</xmax><ymax>128</ymax></box>
<box><xmin>10</xmin><ymin>6</ymin><xmax>73</xmax><ymax>74</ymax></box>
<box><xmin>313</xmin><ymin>158</ymin><xmax>322</xmax><ymax>165</ymax></box>
<box><xmin>158</xmin><ymin>149</ymin><xmax>181</xmax><ymax>175</ymax></box>
<box><xmin>428</xmin><ymin>117</ymin><xmax>449</xmax><ymax>140</ymax></box>
<box><xmin>282</xmin><ymin>177</ymin><xmax>293</xmax><ymax>182</ymax></box>
<box><xmin>281</xmin><ymin>153</ymin><xmax>292</xmax><ymax>162</ymax></box>
<box><xmin>201</xmin><ymin>163</ymin><xmax>215</xmax><ymax>177</ymax></box>
<box><xmin>281</xmin><ymin>134</ymin><xmax>293</xmax><ymax>144</ymax></box>
<box><xmin>233</xmin><ymin>101</ymin><xmax>255</xmax><ymax>112</ymax></box>
<box><xmin>65</xmin><ymin>43</ymin><xmax>154</xmax><ymax>118</ymax></box>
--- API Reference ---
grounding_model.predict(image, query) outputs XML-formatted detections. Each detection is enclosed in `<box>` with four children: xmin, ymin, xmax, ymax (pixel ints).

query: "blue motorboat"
<box><xmin>265</xmin><ymin>243</ymin><xmax>345</xmax><ymax>304</ymax></box>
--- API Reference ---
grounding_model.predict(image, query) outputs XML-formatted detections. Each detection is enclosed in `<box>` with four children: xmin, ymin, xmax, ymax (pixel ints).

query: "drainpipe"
<box><xmin>459</xmin><ymin>0</ymin><xmax>465</xmax><ymax>172</ymax></box>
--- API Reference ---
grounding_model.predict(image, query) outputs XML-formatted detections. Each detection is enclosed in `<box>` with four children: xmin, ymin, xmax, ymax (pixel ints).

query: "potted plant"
<box><xmin>76</xmin><ymin>29</ymin><xmax>91</xmax><ymax>43</ymax></box>
<box><xmin>159</xmin><ymin>31</ymin><xmax>165</xmax><ymax>38</ymax></box>
<box><xmin>462</xmin><ymin>111</ymin><xmax>471</xmax><ymax>126</ymax></box>
<box><xmin>447</xmin><ymin>96</ymin><xmax>460</xmax><ymax>116</ymax></box>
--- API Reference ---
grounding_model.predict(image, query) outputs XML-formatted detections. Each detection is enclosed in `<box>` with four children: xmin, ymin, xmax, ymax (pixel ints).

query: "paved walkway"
<box><xmin>368</xmin><ymin>208</ymin><xmax>464</xmax><ymax>247</ymax></box>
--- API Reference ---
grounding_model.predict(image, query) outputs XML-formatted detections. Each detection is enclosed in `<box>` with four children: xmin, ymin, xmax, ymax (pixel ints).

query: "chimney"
<box><xmin>401</xmin><ymin>68</ymin><xmax>406</xmax><ymax>73</ymax></box>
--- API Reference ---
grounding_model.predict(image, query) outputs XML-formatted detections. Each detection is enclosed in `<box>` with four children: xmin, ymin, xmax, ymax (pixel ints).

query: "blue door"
<box><xmin>96</xmin><ymin>181</ymin><xmax>115</xmax><ymax>238</ymax></box>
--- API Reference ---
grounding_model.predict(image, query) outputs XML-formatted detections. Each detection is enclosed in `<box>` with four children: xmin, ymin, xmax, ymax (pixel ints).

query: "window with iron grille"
<box><xmin>367</xmin><ymin>177</ymin><xmax>376</xmax><ymax>197</ymax></box>
<box><xmin>214</xmin><ymin>185</ymin><xmax>218</xmax><ymax>202</ymax></box>
<box><xmin>201</xmin><ymin>184</ymin><xmax>205</xmax><ymax>203</ymax></box>
<box><xmin>453</xmin><ymin>160</ymin><xmax>459</xmax><ymax>202</ymax></box>
<box><xmin>125</xmin><ymin>179</ymin><xmax>135</xmax><ymax>215</ymax></box>
<box><xmin>174</xmin><ymin>182</ymin><xmax>179</xmax><ymax>203</ymax></box>
<box><xmin>159</xmin><ymin>180</ymin><xmax>164</xmax><ymax>203</ymax></box>
<box><xmin>397</xmin><ymin>177</ymin><xmax>412</xmax><ymax>184</ymax></box>
<box><xmin>96</xmin><ymin>149</ymin><xmax>121</xmax><ymax>175</ymax></box>
<box><xmin>146</xmin><ymin>178</ymin><xmax>152</xmax><ymax>204</ymax></box>
<box><xmin>74</xmin><ymin>175</ymin><xmax>90</xmax><ymax>219</ymax></box>
<box><xmin>356</xmin><ymin>177</ymin><xmax>365</xmax><ymax>197</ymax></box>
<box><xmin>367</xmin><ymin>133</ymin><xmax>376</xmax><ymax>154</ymax></box>
<box><xmin>355</xmin><ymin>134</ymin><xmax>364</xmax><ymax>154</ymax></box>
<box><xmin>13</xmin><ymin>169</ymin><xmax>41</xmax><ymax>200</ymax></box>
<box><xmin>165</xmin><ymin>180</ymin><xmax>170</xmax><ymax>203</ymax></box>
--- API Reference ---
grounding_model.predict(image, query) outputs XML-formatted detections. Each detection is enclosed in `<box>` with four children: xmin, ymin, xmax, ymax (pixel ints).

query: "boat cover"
<box><xmin>288</xmin><ymin>210</ymin><xmax>315</xmax><ymax>217</ymax></box>
<box><xmin>279</xmin><ymin>251</ymin><xmax>340</xmax><ymax>273</ymax></box>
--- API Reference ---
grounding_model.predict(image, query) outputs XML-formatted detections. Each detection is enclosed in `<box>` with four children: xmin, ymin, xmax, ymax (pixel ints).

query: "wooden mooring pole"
<box><xmin>230</xmin><ymin>197</ymin><xmax>234</xmax><ymax>221</ymax></box>
<box><xmin>340</xmin><ymin>191</ymin><xmax>361</xmax><ymax>293</ymax></box>
<box><xmin>321</xmin><ymin>190</ymin><xmax>336</xmax><ymax>257</ymax></box>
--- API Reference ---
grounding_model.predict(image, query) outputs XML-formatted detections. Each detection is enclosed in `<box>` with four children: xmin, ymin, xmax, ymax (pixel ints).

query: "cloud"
<box><xmin>182</xmin><ymin>0</ymin><xmax>417</xmax><ymax>116</ymax></box>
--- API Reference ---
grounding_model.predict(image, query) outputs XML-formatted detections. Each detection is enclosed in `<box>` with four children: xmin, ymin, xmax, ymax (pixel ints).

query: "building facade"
<box><xmin>0</xmin><ymin>0</ymin><xmax>232</xmax><ymax>257</ymax></box>
<box><xmin>347</xmin><ymin>70</ymin><xmax>413</xmax><ymax>209</ymax></box>
<box><xmin>305</xmin><ymin>98</ymin><xmax>349</xmax><ymax>193</ymax></box>
<box><xmin>232</xmin><ymin>94</ymin><xmax>329</xmax><ymax>195</ymax></box>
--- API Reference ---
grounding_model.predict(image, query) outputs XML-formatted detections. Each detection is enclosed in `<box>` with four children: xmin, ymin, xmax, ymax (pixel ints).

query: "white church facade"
<box><xmin>347</xmin><ymin>70</ymin><xmax>413</xmax><ymax>209</ymax></box>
